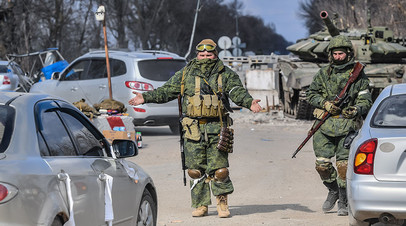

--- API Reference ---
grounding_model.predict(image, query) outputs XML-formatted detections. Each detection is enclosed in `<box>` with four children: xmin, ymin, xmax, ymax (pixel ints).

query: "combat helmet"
<box><xmin>328</xmin><ymin>35</ymin><xmax>353</xmax><ymax>52</ymax></box>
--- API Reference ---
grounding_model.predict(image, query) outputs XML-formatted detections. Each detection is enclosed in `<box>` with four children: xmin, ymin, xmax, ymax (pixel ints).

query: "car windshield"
<box><xmin>0</xmin><ymin>105</ymin><xmax>15</xmax><ymax>153</ymax></box>
<box><xmin>0</xmin><ymin>65</ymin><xmax>8</xmax><ymax>73</ymax></box>
<box><xmin>137</xmin><ymin>59</ymin><xmax>185</xmax><ymax>81</ymax></box>
<box><xmin>372</xmin><ymin>94</ymin><xmax>406</xmax><ymax>127</ymax></box>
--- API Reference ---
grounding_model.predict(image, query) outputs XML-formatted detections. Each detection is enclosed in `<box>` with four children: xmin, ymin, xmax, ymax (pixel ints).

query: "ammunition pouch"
<box><xmin>181</xmin><ymin>117</ymin><xmax>201</xmax><ymax>141</ymax></box>
<box><xmin>217</xmin><ymin>127</ymin><xmax>234</xmax><ymax>153</ymax></box>
<box><xmin>186</xmin><ymin>94</ymin><xmax>224</xmax><ymax>118</ymax></box>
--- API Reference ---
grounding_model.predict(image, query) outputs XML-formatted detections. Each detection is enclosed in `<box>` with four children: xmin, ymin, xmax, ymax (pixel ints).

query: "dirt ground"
<box><xmin>129</xmin><ymin>109</ymin><xmax>350</xmax><ymax>226</ymax></box>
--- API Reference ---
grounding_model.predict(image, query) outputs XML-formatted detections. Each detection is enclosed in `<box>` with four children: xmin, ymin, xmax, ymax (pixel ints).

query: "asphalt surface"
<box><xmin>129</xmin><ymin>110</ymin><xmax>350</xmax><ymax>226</ymax></box>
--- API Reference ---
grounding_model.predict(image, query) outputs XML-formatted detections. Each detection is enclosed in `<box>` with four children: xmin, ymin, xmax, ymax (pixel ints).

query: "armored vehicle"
<box><xmin>277</xmin><ymin>11</ymin><xmax>406</xmax><ymax>120</ymax></box>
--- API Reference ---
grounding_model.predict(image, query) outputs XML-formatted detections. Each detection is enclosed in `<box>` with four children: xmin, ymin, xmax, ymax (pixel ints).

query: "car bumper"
<box><xmin>127</xmin><ymin>101</ymin><xmax>179</xmax><ymax>126</ymax></box>
<box><xmin>348</xmin><ymin>176</ymin><xmax>406</xmax><ymax>221</ymax></box>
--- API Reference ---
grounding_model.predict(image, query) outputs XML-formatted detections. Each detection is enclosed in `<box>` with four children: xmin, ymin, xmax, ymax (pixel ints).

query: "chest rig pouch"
<box><xmin>185</xmin><ymin>75</ymin><xmax>224</xmax><ymax>118</ymax></box>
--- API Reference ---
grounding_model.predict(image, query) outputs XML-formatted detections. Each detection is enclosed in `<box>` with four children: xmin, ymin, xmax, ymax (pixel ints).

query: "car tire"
<box><xmin>169</xmin><ymin>124</ymin><xmax>180</xmax><ymax>135</ymax></box>
<box><xmin>136</xmin><ymin>189</ymin><xmax>157</xmax><ymax>226</ymax></box>
<box><xmin>348</xmin><ymin>204</ymin><xmax>369</xmax><ymax>226</ymax></box>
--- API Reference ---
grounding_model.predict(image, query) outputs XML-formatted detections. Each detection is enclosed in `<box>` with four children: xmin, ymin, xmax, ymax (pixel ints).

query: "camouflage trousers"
<box><xmin>312</xmin><ymin>130</ymin><xmax>349</xmax><ymax>188</ymax></box>
<box><xmin>184</xmin><ymin>122</ymin><xmax>234</xmax><ymax>208</ymax></box>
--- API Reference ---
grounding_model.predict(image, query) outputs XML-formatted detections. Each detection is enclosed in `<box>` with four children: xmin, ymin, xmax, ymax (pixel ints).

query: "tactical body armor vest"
<box><xmin>181</xmin><ymin>70</ymin><xmax>225</xmax><ymax>118</ymax></box>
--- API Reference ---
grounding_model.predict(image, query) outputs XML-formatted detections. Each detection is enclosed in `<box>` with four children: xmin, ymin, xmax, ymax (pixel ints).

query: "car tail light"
<box><xmin>125</xmin><ymin>81</ymin><xmax>154</xmax><ymax>91</ymax></box>
<box><xmin>0</xmin><ymin>183</ymin><xmax>18</xmax><ymax>203</ymax></box>
<box><xmin>354</xmin><ymin>138</ymin><xmax>377</xmax><ymax>175</ymax></box>
<box><xmin>133</xmin><ymin>107</ymin><xmax>146</xmax><ymax>113</ymax></box>
<box><xmin>2</xmin><ymin>76</ymin><xmax>10</xmax><ymax>85</ymax></box>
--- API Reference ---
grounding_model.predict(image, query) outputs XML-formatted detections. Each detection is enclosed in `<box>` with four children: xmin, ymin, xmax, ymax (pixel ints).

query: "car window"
<box><xmin>0</xmin><ymin>105</ymin><xmax>15</xmax><ymax>153</ymax></box>
<box><xmin>83</xmin><ymin>58</ymin><xmax>126</xmax><ymax>80</ymax></box>
<box><xmin>36</xmin><ymin>100</ymin><xmax>109</xmax><ymax>157</ymax></box>
<box><xmin>59</xmin><ymin>110</ymin><xmax>104</xmax><ymax>156</ymax></box>
<box><xmin>372</xmin><ymin>94</ymin><xmax>406</xmax><ymax>127</ymax></box>
<box><xmin>36</xmin><ymin>101</ymin><xmax>77</xmax><ymax>156</ymax></box>
<box><xmin>137</xmin><ymin>59</ymin><xmax>185</xmax><ymax>81</ymax></box>
<box><xmin>61</xmin><ymin>60</ymin><xmax>90</xmax><ymax>81</ymax></box>
<box><xmin>0</xmin><ymin>65</ymin><xmax>8</xmax><ymax>73</ymax></box>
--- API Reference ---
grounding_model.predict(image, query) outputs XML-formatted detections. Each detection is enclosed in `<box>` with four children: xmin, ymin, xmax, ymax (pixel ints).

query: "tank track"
<box><xmin>283</xmin><ymin>90</ymin><xmax>315</xmax><ymax>120</ymax></box>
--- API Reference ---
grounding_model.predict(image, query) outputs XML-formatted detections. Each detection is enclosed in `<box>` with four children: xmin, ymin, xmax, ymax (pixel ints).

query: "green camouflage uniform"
<box><xmin>307</xmin><ymin>56</ymin><xmax>372</xmax><ymax>188</ymax></box>
<box><xmin>142</xmin><ymin>58</ymin><xmax>253</xmax><ymax>207</ymax></box>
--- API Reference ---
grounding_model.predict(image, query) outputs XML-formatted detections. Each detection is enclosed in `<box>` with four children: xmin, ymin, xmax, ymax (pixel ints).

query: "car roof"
<box><xmin>80</xmin><ymin>50</ymin><xmax>185</xmax><ymax>60</ymax></box>
<box><xmin>0</xmin><ymin>92</ymin><xmax>59</xmax><ymax>106</ymax></box>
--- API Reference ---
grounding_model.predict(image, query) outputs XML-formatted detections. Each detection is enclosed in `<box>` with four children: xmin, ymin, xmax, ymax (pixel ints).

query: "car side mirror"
<box><xmin>112</xmin><ymin>139</ymin><xmax>138</xmax><ymax>158</ymax></box>
<box><xmin>52</xmin><ymin>72</ymin><xmax>60</xmax><ymax>80</ymax></box>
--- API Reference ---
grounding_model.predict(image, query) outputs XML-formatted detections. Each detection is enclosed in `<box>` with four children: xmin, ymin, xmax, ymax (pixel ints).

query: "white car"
<box><xmin>0</xmin><ymin>60</ymin><xmax>22</xmax><ymax>91</ymax></box>
<box><xmin>30</xmin><ymin>50</ymin><xmax>186</xmax><ymax>133</ymax></box>
<box><xmin>0</xmin><ymin>91</ymin><xmax>157</xmax><ymax>225</ymax></box>
<box><xmin>347</xmin><ymin>83</ymin><xmax>406</xmax><ymax>226</ymax></box>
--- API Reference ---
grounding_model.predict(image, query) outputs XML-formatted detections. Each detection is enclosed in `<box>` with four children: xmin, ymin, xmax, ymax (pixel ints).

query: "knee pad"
<box><xmin>214</xmin><ymin>168</ymin><xmax>229</xmax><ymax>182</ymax></box>
<box><xmin>188</xmin><ymin>169</ymin><xmax>202</xmax><ymax>179</ymax></box>
<box><xmin>315</xmin><ymin>160</ymin><xmax>334</xmax><ymax>180</ymax></box>
<box><xmin>336</xmin><ymin>160</ymin><xmax>348</xmax><ymax>181</ymax></box>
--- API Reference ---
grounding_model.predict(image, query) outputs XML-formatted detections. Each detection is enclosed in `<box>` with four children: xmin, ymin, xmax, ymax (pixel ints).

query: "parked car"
<box><xmin>347</xmin><ymin>83</ymin><xmax>406</xmax><ymax>226</ymax></box>
<box><xmin>0</xmin><ymin>60</ymin><xmax>23</xmax><ymax>91</ymax></box>
<box><xmin>0</xmin><ymin>92</ymin><xmax>157</xmax><ymax>225</ymax></box>
<box><xmin>29</xmin><ymin>50</ymin><xmax>187</xmax><ymax>133</ymax></box>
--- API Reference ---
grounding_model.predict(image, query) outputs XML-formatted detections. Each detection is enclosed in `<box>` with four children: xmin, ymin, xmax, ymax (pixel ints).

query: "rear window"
<box><xmin>0</xmin><ymin>105</ymin><xmax>15</xmax><ymax>153</ymax></box>
<box><xmin>138</xmin><ymin>59</ymin><xmax>186</xmax><ymax>81</ymax></box>
<box><xmin>0</xmin><ymin>65</ymin><xmax>8</xmax><ymax>73</ymax></box>
<box><xmin>372</xmin><ymin>94</ymin><xmax>406</xmax><ymax>127</ymax></box>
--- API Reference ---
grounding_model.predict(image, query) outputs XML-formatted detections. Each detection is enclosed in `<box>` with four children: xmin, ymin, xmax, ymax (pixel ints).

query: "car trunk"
<box><xmin>371</xmin><ymin>128</ymin><xmax>406</xmax><ymax>181</ymax></box>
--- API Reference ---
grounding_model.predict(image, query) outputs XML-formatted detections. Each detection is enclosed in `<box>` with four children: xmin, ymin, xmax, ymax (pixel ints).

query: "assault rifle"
<box><xmin>178</xmin><ymin>94</ymin><xmax>187</xmax><ymax>186</ymax></box>
<box><xmin>292</xmin><ymin>62</ymin><xmax>365</xmax><ymax>158</ymax></box>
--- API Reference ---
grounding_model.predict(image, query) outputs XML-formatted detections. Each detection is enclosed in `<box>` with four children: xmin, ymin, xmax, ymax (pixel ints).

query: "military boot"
<box><xmin>337</xmin><ymin>187</ymin><xmax>348</xmax><ymax>216</ymax></box>
<box><xmin>192</xmin><ymin>205</ymin><xmax>208</xmax><ymax>217</ymax></box>
<box><xmin>322</xmin><ymin>181</ymin><xmax>339</xmax><ymax>212</ymax></box>
<box><xmin>216</xmin><ymin>194</ymin><xmax>230</xmax><ymax>218</ymax></box>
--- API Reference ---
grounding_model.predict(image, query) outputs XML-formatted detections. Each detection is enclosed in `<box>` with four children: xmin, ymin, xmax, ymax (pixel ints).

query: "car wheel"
<box><xmin>348</xmin><ymin>204</ymin><xmax>369</xmax><ymax>226</ymax></box>
<box><xmin>169</xmin><ymin>124</ymin><xmax>180</xmax><ymax>134</ymax></box>
<box><xmin>136</xmin><ymin>189</ymin><xmax>157</xmax><ymax>226</ymax></box>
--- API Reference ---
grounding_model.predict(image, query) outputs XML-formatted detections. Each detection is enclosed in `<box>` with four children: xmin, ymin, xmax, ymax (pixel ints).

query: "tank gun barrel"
<box><xmin>320</xmin><ymin>11</ymin><xmax>340</xmax><ymax>37</ymax></box>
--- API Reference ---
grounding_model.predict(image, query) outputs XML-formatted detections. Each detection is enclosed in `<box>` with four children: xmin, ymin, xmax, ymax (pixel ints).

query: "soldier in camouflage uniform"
<box><xmin>129</xmin><ymin>39</ymin><xmax>262</xmax><ymax>218</ymax></box>
<box><xmin>306</xmin><ymin>35</ymin><xmax>372</xmax><ymax>216</ymax></box>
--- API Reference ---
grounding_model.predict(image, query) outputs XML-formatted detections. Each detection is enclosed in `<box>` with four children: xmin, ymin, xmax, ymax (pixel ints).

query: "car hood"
<box><xmin>369</xmin><ymin>127</ymin><xmax>406</xmax><ymax>182</ymax></box>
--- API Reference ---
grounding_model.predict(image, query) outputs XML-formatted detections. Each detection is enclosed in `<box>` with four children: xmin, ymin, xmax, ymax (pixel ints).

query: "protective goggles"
<box><xmin>196</xmin><ymin>44</ymin><xmax>216</xmax><ymax>52</ymax></box>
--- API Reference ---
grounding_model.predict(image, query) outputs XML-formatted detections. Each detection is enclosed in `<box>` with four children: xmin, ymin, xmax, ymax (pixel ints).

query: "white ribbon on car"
<box><xmin>119</xmin><ymin>159</ymin><xmax>139</xmax><ymax>182</ymax></box>
<box><xmin>63</xmin><ymin>173</ymin><xmax>75</xmax><ymax>226</ymax></box>
<box><xmin>104</xmin><ymin>174</ymin><xmax>114</xmax><ymax>226</ymax></box>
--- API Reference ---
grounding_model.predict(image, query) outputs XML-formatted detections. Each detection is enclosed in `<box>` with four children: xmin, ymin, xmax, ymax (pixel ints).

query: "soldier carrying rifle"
<box><xmin>306</xmin><ymin>35</ymin><xmax>372</xmax><ymax>216</ymax></box>
<box><xmin>129</xmin><ymin>39</ymin><xmax>261</xmax><ymax>218</ymax></box>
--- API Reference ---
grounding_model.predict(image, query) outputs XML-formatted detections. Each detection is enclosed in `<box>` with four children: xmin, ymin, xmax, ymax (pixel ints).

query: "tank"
<box><xmin>276</xmin><ymin>11</ymin><xmax>406</xmax><ymax>120</ymax></box>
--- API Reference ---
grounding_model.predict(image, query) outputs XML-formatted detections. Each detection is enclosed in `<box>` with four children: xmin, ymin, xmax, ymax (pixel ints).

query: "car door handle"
<box><xmin>71</xmin><ymin>87</ymin><xmax>78</xmax><ymax>92</ymax></box>
<box><xmin>99</xmin><ymin>84</ymin><xmax>106</xmax><ymax>89</ymax></box>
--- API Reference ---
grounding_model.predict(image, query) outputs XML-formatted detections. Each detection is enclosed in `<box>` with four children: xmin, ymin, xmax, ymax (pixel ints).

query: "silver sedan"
<box><xmin>0</xmin><ymin>92</ymin><xmax>157</xmax><ymax>225</ymax></box>
<box><xmin>347</xmin><ymin>83</ymin><xmax>406</xmax><ymax>226</ymax></box>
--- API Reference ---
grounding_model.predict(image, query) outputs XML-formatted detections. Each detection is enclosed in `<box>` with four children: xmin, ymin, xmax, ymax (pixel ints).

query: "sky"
<box><xmin>226</xmin><ymin>0</ymin><xmax>308</xmax><ymax>43</ymax></box>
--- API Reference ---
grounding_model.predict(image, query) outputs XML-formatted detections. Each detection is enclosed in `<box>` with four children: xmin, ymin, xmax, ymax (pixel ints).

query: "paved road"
<box><xmin>129</xmin><ymin>111</ymin><xmax>349</xmax><ymax>226</ymax></box>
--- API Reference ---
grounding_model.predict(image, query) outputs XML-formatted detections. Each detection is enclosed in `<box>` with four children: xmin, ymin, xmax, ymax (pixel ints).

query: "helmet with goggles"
<box><xmin>196</xmin><ymin>39</ymin><xmax>218</xmax><ymax>54</ymax></box>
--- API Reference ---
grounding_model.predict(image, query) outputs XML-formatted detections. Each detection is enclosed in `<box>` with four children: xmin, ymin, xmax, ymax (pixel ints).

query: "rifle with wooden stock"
<box><xmin>292</xmin><ymin>62</ymin><xmax>365</xmax><ymax>158</ymax></box>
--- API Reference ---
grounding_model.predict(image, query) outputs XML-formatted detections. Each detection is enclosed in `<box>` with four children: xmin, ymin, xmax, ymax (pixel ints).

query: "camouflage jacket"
<box><xmin>306</xmin><ymin>59</ymin><xmax>372</xmax><ymax>136</ymax></box>
<box><xmin>142</xmin><ymin>58</ymin><xmax>254</xmax><ymax>114</ymax></box>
